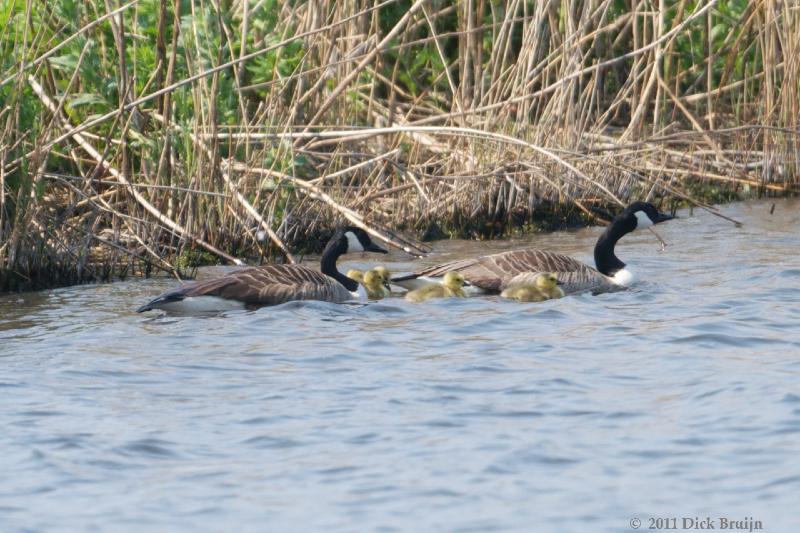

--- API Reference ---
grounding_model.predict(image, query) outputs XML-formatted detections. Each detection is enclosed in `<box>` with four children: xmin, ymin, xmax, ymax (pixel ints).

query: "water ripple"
<box><xmin>1</xmin><ymin>199</ymin><xmax>799</xmax><ymax>531</ymax></box>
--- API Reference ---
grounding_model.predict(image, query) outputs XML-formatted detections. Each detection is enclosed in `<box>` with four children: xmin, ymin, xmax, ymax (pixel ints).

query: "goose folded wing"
<box><xmin>403</xmin><ymin>249</ymin><xmax>592</xmax><ymax>291</ymax></box>
<box><xmin>180</xmin><ymin>265</ymin><xmax>348</xmax><ymax>306</ymax></box>
<box><xmin>392</xmin><ymin>257</ymin><xmax>478</xmax><ymax>281</ymax></box>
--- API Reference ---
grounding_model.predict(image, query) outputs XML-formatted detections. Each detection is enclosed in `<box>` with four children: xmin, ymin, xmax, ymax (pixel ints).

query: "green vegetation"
<box><xmin>1</xmin><ymin>0</ymin><xmax>798</xmax><ymax>291</ymax></box>
<box><xmin>174</xmin><ymin>248</ymin><xmax>219</xmax><ymax>270</ymax></box>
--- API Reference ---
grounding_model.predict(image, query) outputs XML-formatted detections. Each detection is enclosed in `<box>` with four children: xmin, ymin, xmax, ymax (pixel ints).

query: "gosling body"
<box><xmin>501</xmin><ymin>273</ymin><xmax>565</xmax><ymax>302</ymax></box>
<box><xmin>347</xmin><ymin>269</ymin><xmax>364</xmax><ymax>283</ymax></box>
<box><xmin>405</xmin><ymin>272</ymin><xmax>467</xmax><ymax>303</ymax></box>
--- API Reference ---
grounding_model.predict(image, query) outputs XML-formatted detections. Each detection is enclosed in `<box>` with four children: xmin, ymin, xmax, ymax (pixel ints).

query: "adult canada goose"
<box><xmin>362</xmin><ymin>270</ymin><xmax>389</xmax><ymax>300</ymax></box>
<box><xmin>405</xmin><ymin>272</ymin><xmax>468</xmax><ymax>303</ymax></box>
<box><xmin>501</xmin><ymin>272</ymin><xmax>565</xmax><ymax>302</ymax></box>
<box><xmin>392</xmin><ymin>202</ymin><xmax>674</xmax><ymax>295</ymax></box>
<box><xmin>137</xmin><ymin>227</ymin><xmax>388</xmax><ymax>313</ymax></box>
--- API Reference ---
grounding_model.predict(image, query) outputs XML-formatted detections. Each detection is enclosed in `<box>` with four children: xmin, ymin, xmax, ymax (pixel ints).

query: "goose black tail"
<box><xmin>136</xmin><ymin>292</ymin><xmax>186</xmax><ymax>313</ymax></box>
<box><xmin>390</xmin><ymin>273</ymin><xmax>419</xmax><ymax>283</ymax></box>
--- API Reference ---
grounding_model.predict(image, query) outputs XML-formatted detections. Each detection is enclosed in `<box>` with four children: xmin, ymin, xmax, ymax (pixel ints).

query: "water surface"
<box><xmin>1</xmin><ymin>200</ymin><xmax>799</xmax><ymax>531</ymax></box>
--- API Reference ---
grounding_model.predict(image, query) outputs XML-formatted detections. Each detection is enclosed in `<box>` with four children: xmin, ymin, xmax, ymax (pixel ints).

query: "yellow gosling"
<box><xmin>500</xmin><ymin>272</ymin><xmax>565</xmax><ymax>302</ymax></box>
<box><xmin>363</xmin><ymin>270</ymin><xmax>389</xmax><ymax>300</ymax></box>
<box><xmin>405</xmin><ymin>272</ymin><xmax>467</xmax><ymax>303</ymax></box>
<box><xmin>346</xmin><ymin>269</ymin><xmax>364</xmax><ymax>283</ymax></box>
<box><xmin>373</xmin><ymin>266</ymin><xmax>391</xmax><ymax>284</ymax></box>
<box><xmin>372</xmin><ymin>265</ymin><xmax>393</xmax><ymax>294</ymax></box>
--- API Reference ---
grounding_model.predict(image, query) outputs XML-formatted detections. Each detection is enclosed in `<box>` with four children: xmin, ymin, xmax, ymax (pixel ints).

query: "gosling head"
<box><xmin>536</xmin><ymin>272</ymin><xmax>560</xmax><ymax>290</ymax></box>
<box><xmin>443</xmin><ymin>272</ymin><xmax>467</xmax><ymax>289</ymax></box>
<box><xmin>363</xmin><ymin>270</ymin><xmax>384</xmax><ymax>288</ymax></box>
<box><xmin>373</xmin><ymin>265</ymin><xmax>391</xmax><ymax>284</ymax></box>
<box><xmin>346</xmin><ymin>269</ymin><xmax>364</xmax><ymax>283</ymax></box>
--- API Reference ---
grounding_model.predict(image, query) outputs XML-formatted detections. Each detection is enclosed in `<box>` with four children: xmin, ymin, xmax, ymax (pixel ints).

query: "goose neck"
<box><xmin>593</xmin><ymin>218</ymin><xmax>630</xmax><ymax>276</ymax></box>
<box><xmin>321</xmin><ymin>239</ymin><xmax>358</xmax><ymax>292</ymax></box>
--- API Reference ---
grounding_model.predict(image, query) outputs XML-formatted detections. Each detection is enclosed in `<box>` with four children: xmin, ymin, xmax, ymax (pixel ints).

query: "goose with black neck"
<box><xmin>137</xmin><ymin>227</ymin><xmax>388</xmax><ymax>314</ymax></box>
<box><xmin>391</xmin><ymin>202</ymin><xmax>675</xmax><ymax>295</ymax></box>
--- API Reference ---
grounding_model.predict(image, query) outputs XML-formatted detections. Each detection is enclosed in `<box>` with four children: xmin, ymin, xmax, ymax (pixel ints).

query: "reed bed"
<box><xmin>1</xmin><ymin>0</ymin><xmax>798</xmax><ymax>291</ymax></box>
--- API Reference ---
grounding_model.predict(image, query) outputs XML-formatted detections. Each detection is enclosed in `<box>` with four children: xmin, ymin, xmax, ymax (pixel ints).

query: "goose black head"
<box><xmin>594</xmin><ymin>202</ymin><xmax>674</xmax><ymax>278</ymax></box>
<box><xmin>622</xmin><ymin>201</ymin><xmax>674</xmax><ymax>231</ymax></box>
<box><xmin>333</xmin><ymin>226</ymin><xmax>388</xmax><ymax>255</ymax></box>
<box><xmin>321</xmin><ymin>227</ymin><xmax>388</xmax><ymax>292</ymax></box>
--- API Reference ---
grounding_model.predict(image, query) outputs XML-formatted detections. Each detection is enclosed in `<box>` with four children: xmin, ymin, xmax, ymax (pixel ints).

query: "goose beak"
<box><xmin>556</xmin><ymin>279</ymin><xmax>564</xmax><ymax>286</ymax></box>
<box><xmin>655</xmin><ymin>211</ymin><xmax>674</xmax><ymax>224</ymax></box>
<box><xmin>463</xmin><ymin>280</ymin><xmax>472</xmax><ymax>287</ymax></box>
<box><xmin>365</xmin><ymin>242</ymin><xmax>389</xmax><ymax>254</ymax></box>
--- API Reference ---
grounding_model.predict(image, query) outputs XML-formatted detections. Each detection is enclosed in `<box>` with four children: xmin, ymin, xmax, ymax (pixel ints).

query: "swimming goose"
<box><xmin>392</xmin><ymin>202</ymin><xmax>674</xmax><ymax>295</ymax></box>
<box><xmin>501</xmin><ymin>272</ymin><xmax>565</xmax><ymax>302</ymax></box>
<box><xmin>405</xmin><ymin>272</ymin><xmax>468</xmax><ymax>303</ymax></box>
<box><xmin>137</xmin><ymin>227</ymin><xmax>388</xmax><ymax>313</ymax></box>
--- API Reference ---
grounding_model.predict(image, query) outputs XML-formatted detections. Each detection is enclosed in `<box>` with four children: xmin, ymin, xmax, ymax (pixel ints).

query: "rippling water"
<box><xmin>2</xmin><ymin>200</ymin><xmax>799</xmax><ymax>531</ymax></box>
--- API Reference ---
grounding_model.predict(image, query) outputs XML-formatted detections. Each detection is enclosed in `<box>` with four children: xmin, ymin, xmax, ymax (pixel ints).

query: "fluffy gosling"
<box><xmin>500</xmin><ymin>272</ymin><xmax>564</xmax><ymax>302</ymax></box>
<box><xmin>372</xmin><ymin>265</ymin><xmax>393</xmax><ymax>294</ymax></box>
<box><xmin>346</xmin><ymin>269</ymin><xmax>364</xmax><ymax>283</ymax></box>
<box><xmin>373</xmin><ymin>265</ymin><xmax>391</xmax><ymax>284</ymax></box>
<box><xmin>405</xmin><ymin>272</ymin><xmax>467</xmax><ymax>303</ymax></box>
<box><xmin>363</xmin><ymin>270</ymin><xmax>389</xmax><ymax>300</ymax></box>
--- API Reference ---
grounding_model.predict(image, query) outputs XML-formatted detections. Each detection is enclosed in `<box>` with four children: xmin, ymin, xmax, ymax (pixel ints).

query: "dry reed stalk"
<box><xmin>27</xmin><ymin>75</ymin><xmax>244</xmax><ymax>265</ymax></box>
<box><xmin>1</xmin><ymin>0</ymin><xmax>401</xmax><ymax>176</ymax></box>
<box><xmin>3</xmin><ymin>0</ymin><xmax>800</xmax><ymax>292</ymax></box>
<box><xmin>226</xmin><ymin>160</ymin><xmax>429</xmax><ymax>257</ymax></box>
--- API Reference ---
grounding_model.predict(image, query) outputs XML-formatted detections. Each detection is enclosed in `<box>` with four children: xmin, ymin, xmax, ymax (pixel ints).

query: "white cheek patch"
<box><xmin>611</xmin><ymin>268</ymin><xmax>635</xmax><ymax>286</ymax></box>
<box><xmin>345</xmin><ymin>231</ymin><xmax>364</xmax><ymax>252</ymax></box>
<box><xmin>634</xmin><ymin>210</ymin><xmax>654</xmax><ymax>230</ymax></box>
